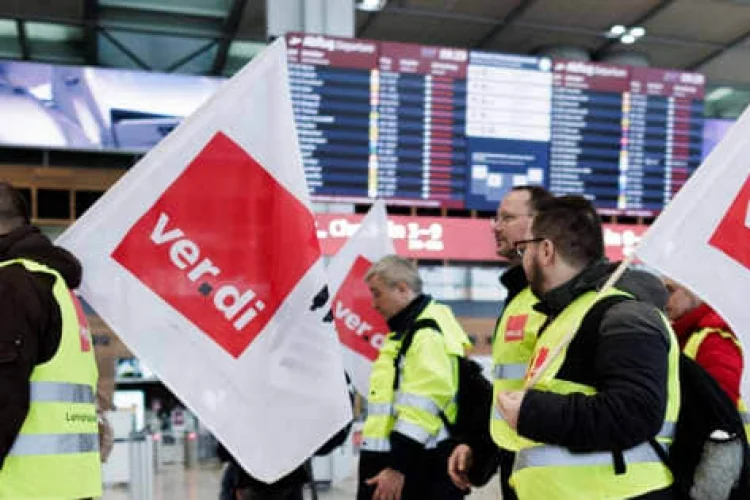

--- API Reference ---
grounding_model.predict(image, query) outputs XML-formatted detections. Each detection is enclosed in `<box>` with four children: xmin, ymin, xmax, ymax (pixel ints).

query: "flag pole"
<box><xmin>523</xmin><ymin>254</ymin><xmax>635</xmax><ymax>389</ymax></box>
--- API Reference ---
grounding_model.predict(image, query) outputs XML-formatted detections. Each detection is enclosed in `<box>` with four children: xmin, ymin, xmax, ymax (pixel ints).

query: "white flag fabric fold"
<box><xmin>56</xmin><ymin>39</ymin><xmax>351</xmax><ymax>482</ymax></box>
<box><xmin>326</xmin><ymin>200</ymin><xmax>395</xmax><ymax>395</ymax></box>
<box><xmin>636</xmin><ymin>105</ymin><xmax>750</xmax><ymax>400</ymax></box>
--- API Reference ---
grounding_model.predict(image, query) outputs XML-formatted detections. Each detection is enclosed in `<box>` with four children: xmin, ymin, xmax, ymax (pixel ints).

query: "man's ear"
<box><xmin>539</xmin><ymin>239</ymin><xmax>555</xmax><ymax>266</ymax></box>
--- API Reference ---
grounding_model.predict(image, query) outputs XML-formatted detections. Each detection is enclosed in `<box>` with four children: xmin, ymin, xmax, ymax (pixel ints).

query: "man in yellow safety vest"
<box><xmin>496</xmin><ymin>195</ymin><xmax>680</xmax><ymax>499</ymax></box>
<box><xmin>0</xmin><ymin>182</ymin><xmax>101</xmax><ymax>499</ymax></box>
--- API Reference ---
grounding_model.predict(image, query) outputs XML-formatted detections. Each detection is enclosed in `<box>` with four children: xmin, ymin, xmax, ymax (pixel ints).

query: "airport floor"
<box><xmin>102</xmin><ymin>461</ymin><xmax>502</xmax><ymax>500</ymax></box>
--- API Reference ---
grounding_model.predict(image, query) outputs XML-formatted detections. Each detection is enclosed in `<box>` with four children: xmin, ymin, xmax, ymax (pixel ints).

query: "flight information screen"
<box><xmin>464</xmin><ymin>52</ymin><xmax>552</xmax><ymax>210</ymax></box>
<box><xmin>287</xmin><ymin>34</ymin><xmax>376</xmax><ymax>198</ymax></box>
<box><xmin>623</xmin><ymin>67</ymin><xmax>704</xmax><ymax>213</ymax></box>
<box><xmin>285</xmin><ymin>34</ymin><xmax>705</xmax><ymax>213</ymax></box>
<box><xmin>548</xmin><ymin>60</ymin><xmax>630</xmax><ymax>211</ymax></box>
<box><xmin>373</xmin><ymin>42</ymin><xmax>468</xmax><ymax>206</ymax></box>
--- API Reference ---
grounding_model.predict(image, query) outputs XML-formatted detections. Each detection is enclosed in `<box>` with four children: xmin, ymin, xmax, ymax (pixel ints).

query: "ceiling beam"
<box><xmin>169</xmin><ymin>39</ymin><xmax>217</xmax><ymax>72</ymax></box>
<box><xmin>379</xmin><ymin>6</ymin><xmax>497</xmax><ymax>25</ymax></box>
<box><xmin>210</xmin><ymin>0</ymin><xmax>248</xmax><ymax>75</ymax></box>
<box><xmin>592</xmin><ymin>0</ymin><xmax>677</xmax><ymax>58</ymax></box>
<box><xmin>474</xmin><ymin>0</ymin><xmax>539</xmax><ymax>49</ymax></box>
<box><xmin>83</xmin><ymin>0</ymin><xmax>99</xmax><ymax>65</ymax></box>
<box><xmin>16</xmin><ymin>20</ymin><xmax>29</xmax><ymax>60</ymax></box>
<box><xmin>687</xmin><ymin>27</ymin><xmax>750</xmax><ymax>71</ymax></box>
<box><xmin>99</xmin><ymin>28</ymin><xmax>152</xmax><ymax>70</ymax></box>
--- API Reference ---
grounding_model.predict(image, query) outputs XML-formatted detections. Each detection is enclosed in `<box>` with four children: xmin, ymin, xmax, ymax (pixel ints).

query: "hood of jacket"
<box><xmin>0</xmin><ymin>226</ymin><xmax>82</xmax><ymax>289</ymax></box>
<box><xmin>535</xmin><ymin>259</ymin><xmax>668</xmax><ymax>317</ymax></box>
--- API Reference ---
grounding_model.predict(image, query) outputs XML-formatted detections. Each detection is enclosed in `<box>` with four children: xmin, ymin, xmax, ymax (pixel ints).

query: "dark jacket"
<box><xmin>0</xmin><ymin>226</ymin><xmax>82</xmax><ymax>469</ymax></box>
<box><xmin>517</xmin><ymin>260</ymin><xmax>673</xmax><ymax>499</ymax></box>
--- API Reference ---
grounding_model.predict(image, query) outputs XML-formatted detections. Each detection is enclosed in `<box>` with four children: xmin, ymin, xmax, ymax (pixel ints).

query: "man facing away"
<box><xmin>495</xmin><ymin>195</ymin><xmax>679</xmax><ymax>499</ymax></box>
<box><xmin>0</xmin><ymin>181</ymin><xmax>102</xmax><ymax>499</ymax></box>
<box><xmin>357</xmin><ymin>255</ymin><xmax>470</xmax><ymax>500</ymax></box>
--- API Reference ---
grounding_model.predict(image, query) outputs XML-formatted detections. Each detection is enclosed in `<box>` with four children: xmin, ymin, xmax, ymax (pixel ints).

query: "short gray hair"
<box><xmin>365</xmin><ymin>255</ymin><xmax>422</xmax><ymax>294</ymax></box>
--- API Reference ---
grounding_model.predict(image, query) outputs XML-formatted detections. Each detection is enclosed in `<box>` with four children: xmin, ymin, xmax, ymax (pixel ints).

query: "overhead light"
<box><xmin>607</xmin><ymin>25</ymin><xmax>647</xmax><ymax>44</ymax></box>
<box><xmin>608</xmin><ymin>25</ymin><xmax>627</xmax><ymax>37</ymax></box>
<box><xmin>357</xmin><ymin>0</ymin><xmax>387</xmax><ymax>11</ymax></box>
<box><xmin>707</xmin><ymin>87</ymin><xmax>733</xmax><ymax>101</ymax></box>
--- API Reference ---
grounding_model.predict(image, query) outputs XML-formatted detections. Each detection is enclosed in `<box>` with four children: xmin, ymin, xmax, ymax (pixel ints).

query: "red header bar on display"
<box><xmin>315</xmin><ymin>214</ymin><xmax>647</xmax><ymax>262</ymax></box>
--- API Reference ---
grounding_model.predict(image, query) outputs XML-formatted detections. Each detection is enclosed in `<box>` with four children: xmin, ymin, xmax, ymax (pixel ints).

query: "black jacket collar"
<box><xmin>533</xmin><ymin>259</ymin><xmax>611</xmax><ymax>317</ymax></box>
<box><xmin>500</xmin><ymin>264</ymin><xmax>528</xmax><ymax>304</ymax></box>
<box><xmin>388</xmin><ymin>294</ymin><xmax>431</xmax><ymax>338</ymax></box>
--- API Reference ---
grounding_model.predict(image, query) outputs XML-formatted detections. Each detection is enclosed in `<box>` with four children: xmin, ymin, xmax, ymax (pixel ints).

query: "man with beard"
<box><xmin>448</xmin><ymin>186</ymin><xmax>552</xmax><ymax>498</ymax></box>
<box><xmin>495</xmin><ymin>195</ymin><xmax>679</xmax><ymax>499</ymax></box>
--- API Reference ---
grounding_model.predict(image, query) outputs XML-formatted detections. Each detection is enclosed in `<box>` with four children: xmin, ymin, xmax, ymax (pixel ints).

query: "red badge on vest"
<box><xmin>112</xmin><ymin>132</ymin><xmax>320</xmax><ymax>358</ymax></box>
<box><xmin>709</xmin><ymin>175</ymin><xmax>750</xmax><ymax>271</ymax></box>
<box><xmin>504</xmin><ymin>314</ymin><xmax>528</xmax><ymax>342</ymax></box>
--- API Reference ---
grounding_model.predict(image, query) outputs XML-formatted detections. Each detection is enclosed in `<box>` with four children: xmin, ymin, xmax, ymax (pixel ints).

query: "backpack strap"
<box><xmin>392</xmin><ymin>318</ymin><xmax>441</xmax><ymax>392</ymax></box>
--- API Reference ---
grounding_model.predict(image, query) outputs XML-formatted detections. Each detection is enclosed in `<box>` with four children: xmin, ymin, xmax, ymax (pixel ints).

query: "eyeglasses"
<box><xmin>490</xmin><ymin>212</ymin><xmax>532</xmax><ymax>227</ymax></box>
<box><xmin>514</xmin><ymin>238</ymin><xmax>545</xmax><ymax>258</ymax></box>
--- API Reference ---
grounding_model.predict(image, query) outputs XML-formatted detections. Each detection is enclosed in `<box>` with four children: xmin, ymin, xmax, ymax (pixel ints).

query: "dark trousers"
<box><xmin>498</xmin><ymin>448</ymin><xmax>518</xmax><ymax>500</ymax></box>
<box><xmin>357</xmin><ymin>450</ymin><xmax>465</xmax><ymax>500</ymax></box>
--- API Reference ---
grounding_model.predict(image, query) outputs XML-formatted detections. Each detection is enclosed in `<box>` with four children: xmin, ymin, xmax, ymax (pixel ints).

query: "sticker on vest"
<box><xmin>525</xmin><ymin>347</ymin><xmax>549</xmax><ymax>382</ymax></box>
<box><xmin>505</xmin><ymin>314</ymin><xmax>528</xmax><ymax>342</ymax></box>
<box><xmin>69</xmin><ymin>291</ymin><xmax>92</xmax><ymax>352</ymax></box>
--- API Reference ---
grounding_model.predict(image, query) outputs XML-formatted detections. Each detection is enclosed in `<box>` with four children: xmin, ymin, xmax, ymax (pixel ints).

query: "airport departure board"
<box><xmin>286</xmin><ymin>33</ymin><xmax>705</xmax><ymax>214</ymax></box>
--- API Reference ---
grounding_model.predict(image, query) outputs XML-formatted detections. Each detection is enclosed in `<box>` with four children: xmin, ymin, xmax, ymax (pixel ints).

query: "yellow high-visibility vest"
<box><xmin>509</xmin><ymin>289</ymin><xmax>680</xmax><ymax>499</ymax></box>
<box><xmin>361</xmin><ymin>301</ymin><xmax>469</xmax><ymax>453</ymax></box>
<box><xmin>0</xmin><ymin>258</ymin><xmax>101</xmax><ymax>499</ymax></box>
<box><xmin>490</xmin><ymin>287</ymin><xmax>546</xmax><ymax>451</ymax></box>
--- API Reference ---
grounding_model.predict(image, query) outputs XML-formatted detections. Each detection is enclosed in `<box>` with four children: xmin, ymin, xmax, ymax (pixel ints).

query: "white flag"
<box><xmin>326</xmin><ymin>200</ymin><xmax>395</xmax><ymax>395</ymax></box>
<box><xmin>56</xmin><ymin>39</ymin><xmax>351</xmax><ymax>482</ymax></box>
<box><xmin>636</xmin><ymin>105</ymin><xmax>750</xmax><ymax>399</ymax></box>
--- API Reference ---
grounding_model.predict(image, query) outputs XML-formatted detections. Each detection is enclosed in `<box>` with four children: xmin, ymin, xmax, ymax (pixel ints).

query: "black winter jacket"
<box><xmin>0</xmin><ymin>226</ymin><xmax>82</xmax><ymax>469</ymax></box>
<box><xmin>517</xmin><ymin>260</ymin><xmax>673</xmax><ymax>499</ymax></box>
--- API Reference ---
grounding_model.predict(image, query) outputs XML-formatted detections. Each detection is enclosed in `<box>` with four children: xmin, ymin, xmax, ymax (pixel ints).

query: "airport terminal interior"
<box><xmin>2</xmin><ymin>0</ymin><xmax>750</xmax><ymax>498</ymax></box>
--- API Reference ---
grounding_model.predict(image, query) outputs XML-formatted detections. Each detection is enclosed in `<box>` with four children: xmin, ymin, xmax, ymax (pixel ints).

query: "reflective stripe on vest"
<box><xmin>8</xmin><ymin>432</ymin><xmax>99</xmax><ymax>456</ymax></box>
<box><xmin>515</xmin><ymin>440</ymin><xmax>661</xmax><ymax>473</ymax></box>
<box><xmin>367</xmin><ymin>402</ymin><xmax>393</xmax><ymax>416</ymax></box>
<box><xmin>361</xmin><ymin>423</ymin><xmax>451</xmax><ymax>453</ymax></box>
<box><xmin>513</xmin><ymin>418</ymin><xmax>675</xmax><ymax>473</ymax></box>
<box><xmin>30</xmin><ymin>381</ymin><xmax>95</xmax><ymax>404</ymax></box>
<box><xmin>494</xmin><ymin>363</ymin><xmax>527</xmax><ymax>380</ymax></box>
<box><xmin>395</xmin><ymin>392</ymin><xmax>442</xmax><ymax>416</ymax></box>
<box><xmin>361</xmin><ymin>438</ymin><xmax>391</xmax><ymax>453</ymax></box>
<box><xmin>393</xmin><ymin>420</ymin><xmax>450</xmax><ymax>449</ymax></box>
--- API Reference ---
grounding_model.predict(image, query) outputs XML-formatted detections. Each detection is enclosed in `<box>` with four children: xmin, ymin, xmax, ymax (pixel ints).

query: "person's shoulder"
<box><xmin>599</xmin><ymin>298</ymin><xmax>669</xmax><ymax>341</ymax></box>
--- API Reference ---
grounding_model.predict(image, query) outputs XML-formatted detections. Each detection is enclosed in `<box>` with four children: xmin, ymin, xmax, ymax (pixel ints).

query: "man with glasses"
<box><xmin>495</xmin><ymin>195</ymin><xmax>677</xmax><ymax>499</ymax></box>
<box><xmin>448</xmin><ymin>186</ymin><xmax>552</xmax><ymax>499</ymax></box>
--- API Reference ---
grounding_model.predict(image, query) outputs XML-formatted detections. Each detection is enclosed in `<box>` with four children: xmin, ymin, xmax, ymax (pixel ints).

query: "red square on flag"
<box><xmin>505</xmin><ymin>314</ymin><xmax>528</xmax><ymax>342</ymax></box>
<box><xmin>112</xmin><ymin>132</ymin><xmax>321</xmax><ymax>358</ymax></box>
<box><xmin>709</xmin><ymin>175</ymin><xmax>750</xmax><ymax>271</ymax></box>
<box><xmin>331</xmin><ymin>255</ymin><xmax>389</xmax><ymax>361</ymax></box>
